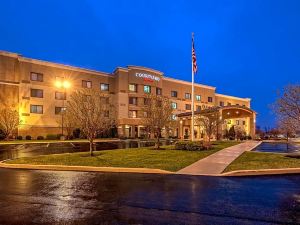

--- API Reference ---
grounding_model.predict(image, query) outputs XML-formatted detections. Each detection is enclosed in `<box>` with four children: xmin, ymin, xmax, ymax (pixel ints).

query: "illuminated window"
<box><xmin>236</xmin><ymin>120</ymin><xmax>240</xmax><ymax>125</ymax></box>
<box><xmin>220</xmin><ymin>101</ymin><xmax>224</xmax><ymax>106</ymax></box>
<box><xmin>30</xmin><ymin>105</ymin><xmax>43</xmax><ymax>114</ymax></box>
<box><xmin>144</xmin><ymin>85</ymin><xmax>151</xmax><ymax>93</ymax></box>
<box><xmin>196</xmin><ymin>95</ymin><xmax>201</xmax><ymax>101</ymax></box>
<box><xmin>208</xmin><ymin>97</ymin><xmax>213</xmax><ymax>102</ymax></box>
<box><xmin>129</xmin><ymin>110</ymin><xmax>137</xmax><ymax>118</ymax></box>
<box><xmin>171</xmin><ymin>102</ymin><xmax>177</xmax><ymax>109</ymax></box>
<box><xmin>82</xmin><ymin>80</ymin><xmax>92</xmax><ymax>88</ymax></box>
<box><xmin>171</xmin><ymin>114</ymin><xmax>177</xmax><ymax>120</ymax></box>
<box><xmin>196</xmin><ymin>105</ymin><xmax>201</xmax><ymax>111</ymax></box>
<box><xmin>129</xmin><ymin>84</ymin><xmax>137</xmax><ymax>92</ymax></box>
<box><xmin>100</xmin><ymin>83</ymin><xmax>109</xmax><ymax>91</ymax></box>
<box><xmin>185</xmin><ymin>93</ymin><xmax>191</xmax><ymax>99</ymax></box>
<box><xmin>242</xmin><ymin>121</ymin><xmax>246</xmax><ymax>125</ymax></box>
<box><xmin>30</xmin><ymin>89</ymin><xmax>43</xmax><ymax>98</ymax></box>
<box><xmin>55</xmin><ymin>107</ymin><xmax>66</xmax><ymax>115</ymax></box>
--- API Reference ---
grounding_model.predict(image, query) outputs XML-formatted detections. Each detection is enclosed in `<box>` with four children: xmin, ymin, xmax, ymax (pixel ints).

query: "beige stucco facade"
<box><xmin>0</xmin><ymin>50</ymin><xmax>256</xmax><ymax>138</ymax></box>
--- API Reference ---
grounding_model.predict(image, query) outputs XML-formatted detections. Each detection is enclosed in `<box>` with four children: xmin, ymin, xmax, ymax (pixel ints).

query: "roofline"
<box><xmin>215</xmin><ymin>93</ymin><xmax>251</xmax><ymax>101</ymax></box>
<box><xmin>0</xmin><ymin>50</ymin><xmax>113</xmax><ymax>77</ymax></box>
<box><xmin>163</xmin><ymin>76</ymin><xmax>216</xmax><ymax>90</ymax></box>
<box><xmin>127</xmin><ymin>65</ymin><xmax>164</xmax><ymax>76</ymax></box>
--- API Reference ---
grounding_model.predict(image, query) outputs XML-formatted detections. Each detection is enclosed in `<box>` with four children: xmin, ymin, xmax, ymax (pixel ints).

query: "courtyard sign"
<box><xmin>135</xmin><ymin>72</ymin><xmax>160</xmax><ymax>82</ymax></box>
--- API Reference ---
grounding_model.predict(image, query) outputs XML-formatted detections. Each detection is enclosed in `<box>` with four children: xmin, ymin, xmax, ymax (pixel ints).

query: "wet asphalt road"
<box><xmin>0</xmin><ymin>169</ymin><xmax>300</xmax><ymax>225</ymax></box>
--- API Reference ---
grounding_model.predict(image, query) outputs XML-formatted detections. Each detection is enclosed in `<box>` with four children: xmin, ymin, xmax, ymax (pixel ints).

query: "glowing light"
<box><xmin>236</xmin><ymin>111</ymin><xmax>239</xmax><ymax>114</ymax></box>
<box><xmin>55</xmin><ymin>80</ymin><xmax>71</xmax><ymax>89</ymax></box>
<box><xmin>55</xmin><ymin>80</ymin><xmax>62</xmax><ymax>88</ymax></box>
<box><xmin>63</xmin><ymin>80</ymin><xmax>71</xmax><ymax>88</ymax></box>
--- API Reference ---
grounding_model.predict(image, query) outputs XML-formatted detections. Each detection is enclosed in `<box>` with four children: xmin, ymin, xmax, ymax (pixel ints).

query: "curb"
<box><xmin>0</xmin><ymin>162</ymin><xmax>173</xmax><ymax>175</ymax></box>
<box><xmin>222</xmin><ymin>168</ymin><xmax>300</xmax><ymax>176</ymax></box>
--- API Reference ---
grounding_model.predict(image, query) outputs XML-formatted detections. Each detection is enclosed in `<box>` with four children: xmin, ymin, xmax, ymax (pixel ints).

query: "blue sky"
<box><xmin>1</xmin><ymin>0</ymin><xmax>299</xmax><ymax>128</ymax></box>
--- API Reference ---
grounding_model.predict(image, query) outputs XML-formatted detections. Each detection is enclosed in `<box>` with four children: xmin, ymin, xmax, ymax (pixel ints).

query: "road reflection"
<box><xmin>0</xmin><ymin>169</ymin><xmax>299</xmax><ymax>224</ymax></box>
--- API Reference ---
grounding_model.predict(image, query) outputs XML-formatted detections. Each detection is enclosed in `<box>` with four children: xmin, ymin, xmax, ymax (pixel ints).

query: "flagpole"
<box><xmin>191</xmin><ymin>32</ymin><xmax>195</xmax><ymax>142</ymax></box>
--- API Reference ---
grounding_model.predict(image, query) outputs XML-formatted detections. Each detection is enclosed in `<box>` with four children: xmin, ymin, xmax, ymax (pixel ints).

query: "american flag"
<box><xmin>192</xmin><ymin>33</ymin><xmax>197</xmax><ymax>74</ymax></box>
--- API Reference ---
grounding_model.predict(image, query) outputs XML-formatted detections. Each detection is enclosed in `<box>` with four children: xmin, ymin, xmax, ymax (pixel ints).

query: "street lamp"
<box><xmin>55</xmin><ymin>79</ymin><xmax>71</xmax><ymax>139</ymax></box>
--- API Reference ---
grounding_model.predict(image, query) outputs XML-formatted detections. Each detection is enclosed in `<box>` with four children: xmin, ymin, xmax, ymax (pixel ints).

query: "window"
<box><xmin>129</xmin><ymin>84</ymin><xmax>137</xmax><ymax>92</ymax></box>
<box><xmin>171</xmin><ymin>91</ymin><xmax>177</xmax><ymax>97</ymax></box>
<box><xmin>171</xmin><ymin>114</ymin><xmax>177</xmax><ymax>120</ymax></box>
<box><xmin>30</xmin><ymin>105</ymin><xmax>43</xmax><ymax>114</ymax></box>
<box><xmin>208</xmin><ymin>97</ymin><xmax>213</xmax><ymax>102</ymax></box>
<box><xmin>227</xmin><ymin>102</ymin><xmax>231</xmax><ymax>106</ymax></box>
<box><xmin>144</xmin><ymin>98</ymin><xmax>150</xmax><ymax>105</ymax></box>
<box><xmin>236</xmin><ymin>103</ymin><xmax>240</xmax><ymax>106</ymax></box>
<box><xmin>100</xmin><ymin>83</ymin><xmax>109</xmax><ymax>91</ymax></box>
<box><xmin>171</xmin><ymin>102</ymin><xmax>177</xmax><ymax>109</ymax></box>
<box><xmin>242</xmin><ymin>121</ymin><xmax>246</xmax><ymax>126</ymax></box>
<box><xmin>185</xmin><ymin>93</ymin><xmax>191</xmax><ymax>99</ymax></box>
<box><xmin>227</xmin><ymin>120</ymin><xmax>231</xmax><ymax>124</ymax></box>
<box><xmin>156</xmin><ymin>87</ymin><xmax>162</xmax><ymax>95</ymax></box>
<box><xmin>55</xmin><ymin>107</ymin><xmax>66</xmax><ymax>115</ymax></box>
<box><xmin>236</xmin><ymin>120</ymin><xmax>240</xmax><ymax>125</ymax></box>
<box><xmin>55</xmin><ymin>91</ymin><xmax>66</xmax><ymax>100</ymax></box>
<box><xmin>196</xmin><ymin>105</ymin><xmax>201</xmax><ymax>111</ymax></box>
<box><xmin>143</xmin><ymin>111</ymin><xmax>148</xmax><ymax>118</ymax></box>
<box><xmin>30</xmin><ymin>72</ymin><xmax>43</xmax><ymax>82</ymax></box>
<box><xmin>129</xmin><ymin>97</ymin><xmax>138</xmax><ymax>105</ymax></box>
<box><xmin>196</xmin><ymin>95</ymin><xmax>201</xmax><ymax>101</ymax></box>
<box><xmin>82</xmin><ymin>80</ymin><xmax>92</xmax><ymax>88</ymax></box>
<box><xmin>220</xmin><ymin>101</ymin><xmax>224</xmax><ymax>107</ymax></box>
<box><xmin>129</xmin><ymin>110</ymin><xmax>137</xmax><ymax>118</ymax></box>
<box><xmin>144</xmin><ymin>85</ymin><xmax>151</xmax><ymax>93</ymax></box>
<box><xmin>30</xmin><ymin>89</ymin><xmax>43</xmax><ymax>98</ymax></box>
<box><xmin>185</xmin><ymin>104</ymin><xmax>191</xmax><ymax>110</ymax></box>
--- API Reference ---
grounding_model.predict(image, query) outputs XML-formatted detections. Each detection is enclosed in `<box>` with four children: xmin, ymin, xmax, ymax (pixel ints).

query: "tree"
<box><xmin>142</xmin><ymin>94</ymin><xmax>174</xmax><ymax>149</ymax></box>
<box><xmin>195</xmin><ymin>110</ymin><xmax>221</xmax><ymax>147</ymax></box>
<box><xmin>235</xmin><ymin>126</ymin><xmax>246</xmax><ymax>140</ymax></box>
<box><xmin>278</xmin><ymin>117</ymin><xmax>297</xmax><ymax>141</ymax></box>
<box><xmin>273</xmin><ymin>85</ymin><xmax>300</xmax><ymax>128</ymax></box>
<box><xmin>56</xmin><ymin>110</ymin><xmax>75</xmax><ymax>139</ymax></box>
<box><xmin>228</xmin><ymin>126</ymin><xmax>236</xmax><ymax>140</ymax></box>
<box><xmin>0</xmin><ymin>107</ymin><xmax>19</xmax><ymax>140</ymax></box>
<box><xmin>66</xmin><ymin>89</ymin><xmax>116</xmax><ymax>156</ymax></box>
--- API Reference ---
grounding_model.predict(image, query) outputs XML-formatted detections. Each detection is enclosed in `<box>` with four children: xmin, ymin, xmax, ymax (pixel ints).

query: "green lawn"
<box><xmin>224</xmin><ymin>151</ymin><xmax>300</xmax><ymax>173</ymax></box>
<box><xmin>6</xmin><ymin>141</ymin><xmax>239</xmax><ymax>172</ymax></box>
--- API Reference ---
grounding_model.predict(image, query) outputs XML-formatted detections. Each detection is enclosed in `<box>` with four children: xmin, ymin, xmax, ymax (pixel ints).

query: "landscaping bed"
<box><xmin>224</xmin><ymin>151</ymin><xmax>300</xmax><ymax>173</ymax></box>
<box><xmin>5</xmin><ymin>141</ymin><xmax>239</xmax><ymax>172</ymax></box>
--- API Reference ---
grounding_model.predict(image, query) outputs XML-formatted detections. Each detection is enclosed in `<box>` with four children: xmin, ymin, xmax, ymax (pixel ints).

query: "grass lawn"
<box><xmin>6</xmin><ymin>141</ymin><xmax>239</xmax><ymax>172</ymax></box>
<box><xmin>224</xmin><ymin>151</ymin><xmax>300</xmax><ymax>173</ymax></box>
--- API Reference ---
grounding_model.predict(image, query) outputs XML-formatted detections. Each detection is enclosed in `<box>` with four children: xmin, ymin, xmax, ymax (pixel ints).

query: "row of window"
<box><xmin>30</xmin><ymin>105</ymin><xmax>109</xmax><ymax>116</ymax></box>
<box><xmin>31</xmin><ymin>72</ymin><xmax>110</xmax><ymax>91</ymax></box>
<box><xmin>128</xmin><ymin>110</ymin><xmax>177</xmax><ymax>120</ymax></box>
<box><xmin>30</xmin><ymin>105</ymin><xmax>66</xmax><ymax>114</ymax></box>
<box><xmin>226</xmin><ymin>119</ymin><xmax>246</xmax><ymax>126</ymax></box>
<box><xmin>31</xmin><ymin>89</ymin><xmax>67</xmax><ymax>100</ymax></box>
<box><xmin>129</xmin><ymin>83</ymin><xmax>212</xmax><ymax>102</ymax></box>
<box><xmin>219</xmin><ymin>101</ymin><xmax>246</xmax><ymax>107</ymax></box>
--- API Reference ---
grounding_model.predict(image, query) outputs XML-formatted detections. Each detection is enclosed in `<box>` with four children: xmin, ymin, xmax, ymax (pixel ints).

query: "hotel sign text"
<box><xmin>135</xmin><ymin>72</ymin><xmax>160</xmax><ymax>82</ymax></box>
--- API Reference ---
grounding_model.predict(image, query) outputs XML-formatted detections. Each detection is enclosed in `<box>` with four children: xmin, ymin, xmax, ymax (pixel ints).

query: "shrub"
<box><xmin>175</xmin><ymin>141</ymin><xmax>205</xmax><ymax>151</ymax></box>
<box><xmin>46</xmin><ymin>134</ymin><xmax>58</xmax><ymax>140</ymax></box>
<box><xmin>73</xmin><ymin>128</ymin><xmax>81</xmax><ymax>139</ymax></box>
<box><xmin>37</xmin><ymin>136</ymin><xmax>44</xmax><ymax>140</ymax></box>
<box><xmin>0</xmin><ymin>130</ymin><xmax>5</xmax><ymax>140</ymax></box>
<box><xmin>16</xmin><ymin>136</ymin><xmax>23</xmax><ymax>140</ymax></box>
<box><xmin>25</xmin><ymin>135</ymin><xmax>31</xmax><ymax>140</ymax></box>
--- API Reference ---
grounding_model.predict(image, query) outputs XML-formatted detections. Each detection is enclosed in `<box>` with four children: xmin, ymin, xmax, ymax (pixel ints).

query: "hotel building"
<box><xmin>0</xmin><ymin>50</ymin><xmax>256</xmax><ymax>139</ymax></box>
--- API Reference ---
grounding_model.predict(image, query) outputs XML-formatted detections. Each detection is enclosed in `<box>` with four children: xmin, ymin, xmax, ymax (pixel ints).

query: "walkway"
<box><xmin>177</xmin><ymin>141</ymin><xmax>262</xmax><ymax>175</ymax></box>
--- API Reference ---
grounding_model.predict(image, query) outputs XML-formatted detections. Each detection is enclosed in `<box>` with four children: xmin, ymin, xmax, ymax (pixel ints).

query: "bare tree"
<box><xmin>142</xmin><ymin>94</ymin><xmax>174</xmax><ymax>149</ymax></box>
<box><xmin>0</xmin><ymin>107</ymin><xmax>19</xmax><ymax>140</ymax></box>
<box><xmin>195</xmin><ymin>110</ymin><xmax>221</xmax><ymax>148</ymax></box>
<box><xmin>235</xmin><ymin>126</ymin><xmax>246</xmax><ymax>140</ymax></box>
<box><xmin>278</xmin><ymin>117</ymin><xmax>297</xmax><ymax>141</ymax></box>
<box><xmin>56</xmin><ymin>110</ymin><xmax>75</xmax><ymax>139</ymax></box>
<box><xmin>66</xmin><ymin>89</ymin><xmax>116</xmax><ymax>156</ymax></box>
<box><xmin>273</xmin><ymin>85</ymin><xmax>300</xmax><ymax>127</ymax></box>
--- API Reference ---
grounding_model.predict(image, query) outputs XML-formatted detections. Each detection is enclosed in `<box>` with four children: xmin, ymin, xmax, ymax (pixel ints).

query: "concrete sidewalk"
<box><xmin>177</xmin><ymin>141</ymin><xmax>262</xmax><ymax>175</ymax></box>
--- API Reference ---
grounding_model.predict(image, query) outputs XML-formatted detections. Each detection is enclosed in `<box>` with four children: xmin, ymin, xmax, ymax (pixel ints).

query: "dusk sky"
<box><xmin>1</xmin><ymin>0</ymin><xmax>299</xmax><ymax>128</ymax></box>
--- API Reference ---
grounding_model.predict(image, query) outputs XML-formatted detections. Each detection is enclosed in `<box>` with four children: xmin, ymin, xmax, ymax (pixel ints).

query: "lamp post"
<box><xmin>55</xmin><ymin>79</ymin><xmax>71</xmax><ymax>139</ymax></box>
